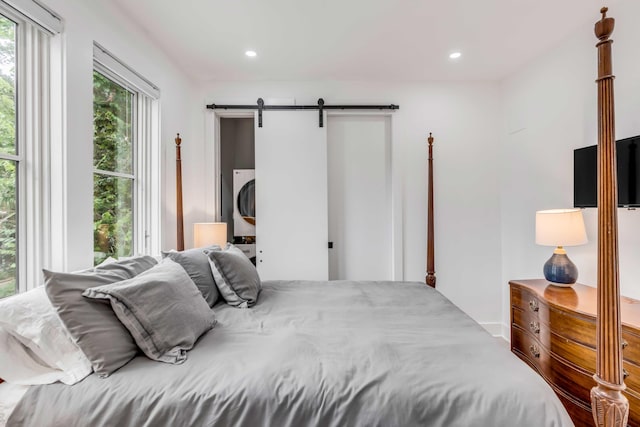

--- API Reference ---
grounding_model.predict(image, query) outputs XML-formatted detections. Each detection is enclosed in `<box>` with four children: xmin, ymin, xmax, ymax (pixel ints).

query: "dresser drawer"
<box><xmin>511</xmin><ymin>324</ymin><xmax>548</xmax><ymax>371</ymax></box>
<box><xmin>547</xmin><ymin>331</ymin><xmax>640</xmax><ymax>396</ymax></box>
<box><xmin>547</xmin><ymin>307</ymin><xmax>596</xmax><ymax>348</ymax></box>
<box><xmin>512</xmin><ymin>307</ymin><xmax>544</xmax><ymax>339</ymax></box>
<box><xmin>549</xmin><ymin>331</ymin><xmax>595</xmax><ymax>372</ymax></box>
<box><xmin>546</xmin><ymin>354</ymin><xmax>594</xmax><ymax>407</ymax></box>
<box><xmin>511</xmin><ymin>287</ymin><xmax>545</xmax><ymax>317</ymax></box>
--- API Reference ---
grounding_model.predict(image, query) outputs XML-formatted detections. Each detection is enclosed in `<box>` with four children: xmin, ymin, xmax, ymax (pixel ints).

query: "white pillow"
<box><xmin>0</xmin><ymin>287</ymin><xmax>92</xmax><ymax>385</ymax></box>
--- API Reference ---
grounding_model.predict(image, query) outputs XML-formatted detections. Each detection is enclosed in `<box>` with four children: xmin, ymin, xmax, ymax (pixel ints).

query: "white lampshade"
<box><xmin>193</xmin><ymin>222</ymin><xmax>227</xmax><ymax>248</ymax></box>
<box><xmin>535</xmin><ymin>209</ymin><xmax>588</xmax><ymax>247</ymax></box>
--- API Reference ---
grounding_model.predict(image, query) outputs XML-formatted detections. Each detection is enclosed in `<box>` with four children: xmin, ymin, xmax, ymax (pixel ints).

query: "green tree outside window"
<box><xmin>93</xmin><ymin>71</ymin><xmax>134</xmax><ymax>265</ymax></box>
<box><xmin>0</xmin><ymin>15</ymin><xmax>16</xmax><ymax>298</ymax></box>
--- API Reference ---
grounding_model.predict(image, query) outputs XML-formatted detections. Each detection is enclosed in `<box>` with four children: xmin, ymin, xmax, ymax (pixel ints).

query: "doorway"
<box><xmin>327</xmin><ymin>115</ymin><xmax>392</xmax><ymax>280</ymax></box>
<box><xmin>219</xmin><ymin>117</ymin><xmax>256</xmax><ymax>263</ymax></box>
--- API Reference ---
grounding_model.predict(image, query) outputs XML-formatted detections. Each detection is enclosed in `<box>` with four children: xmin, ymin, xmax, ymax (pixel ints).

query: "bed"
<box><xmin>7</xmin><ymin>280</ymin><xmax>571</xmax><ymax>426</ymax></box>
<box><xmin>2</xmin><ymin>8</ymin><xmax>628</xmax><ymax>427</ymax></box>
<box><xmin>0</xmin><ymin>383</ymin><xmax>28</xmax><ymax>426</ymax></box>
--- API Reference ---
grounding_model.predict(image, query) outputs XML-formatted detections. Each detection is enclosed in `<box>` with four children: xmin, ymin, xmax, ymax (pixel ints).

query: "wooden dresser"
<box><xmin>509</xmin><ymin>279</ymin><xmax>640</xmax><ymax>427</ymax></box>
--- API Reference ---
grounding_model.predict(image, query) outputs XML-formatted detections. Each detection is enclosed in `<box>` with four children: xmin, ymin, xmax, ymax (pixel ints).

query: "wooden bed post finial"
<box><xmin>426</xmin><ymin>132</ymin><xmax>436</xmax><ymax>288</ymax></box>
<box><xmin>595</xmin><ymin>7</ymin><xmax>614</xmax><ymax>41</ymax></box>
<box><xmin>590</xmin><ymin>7</ymin><xmax>629</xmax><ymax>427</ymax></box>
<box><xmin>175</xmin><ymin>133</ymin><xmax>185</xmax><ymax>251</ymax></box>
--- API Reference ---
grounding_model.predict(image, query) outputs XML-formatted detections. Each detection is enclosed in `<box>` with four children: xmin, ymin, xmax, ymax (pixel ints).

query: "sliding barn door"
<box><xmin>254</xmin><ymin>111</ymin><xmax>328</xmax><ymax>280</ymax></box>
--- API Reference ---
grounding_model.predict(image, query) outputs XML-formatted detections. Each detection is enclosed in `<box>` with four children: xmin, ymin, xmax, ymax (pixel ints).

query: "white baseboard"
<box><xmin>501</xmin><ymin>323</ymin><xmax>511</xmax><ymax>342</ymax></box>
<box><xmin>479</xmin><ymin>322</ymin><xmax>503</xmax><ymax>337</ymax></box>
<box><xmin>478</xmin><ymin>322</ymin><xmax>510</xmax><ymax>342</ymax></box>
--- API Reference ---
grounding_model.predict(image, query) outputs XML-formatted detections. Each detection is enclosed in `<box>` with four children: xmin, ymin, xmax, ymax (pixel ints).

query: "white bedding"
<box><xmin>0</xmin><ymin>383</ymin><xmax>28</xmax><ymax>427</ymax></box>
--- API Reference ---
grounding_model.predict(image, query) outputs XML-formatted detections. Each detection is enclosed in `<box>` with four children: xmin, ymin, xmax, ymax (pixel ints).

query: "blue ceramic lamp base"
<box><xmin>543</xmin><ymin>247</ymin><xmax>578</xmax><ymax>287</ymax></box>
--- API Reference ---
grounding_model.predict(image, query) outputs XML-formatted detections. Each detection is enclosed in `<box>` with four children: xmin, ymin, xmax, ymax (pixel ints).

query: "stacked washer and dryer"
<box><xmin>233</xmin><ymin>169</ymin><xmax>256</xmax><ymax>265</ymax></box>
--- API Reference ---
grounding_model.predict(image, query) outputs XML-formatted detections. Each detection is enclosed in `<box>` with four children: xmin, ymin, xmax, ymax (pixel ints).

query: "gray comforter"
<box><xmin>8</xmin><ymin>281</ymin><xmax>573</xmax><ymax>427</ymax></box>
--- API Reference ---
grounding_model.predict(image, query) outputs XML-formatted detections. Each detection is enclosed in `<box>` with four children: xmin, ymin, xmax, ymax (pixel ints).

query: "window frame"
<box><xmin>92</xmin><ymin>69</ymin><xmax>138</xmax><ymax>261</ymax></box>
<box><xmin>0</xmin><ymin>6</ymin><xmax>26</xmax><ymax>295</ymax></box>
<box><xmin>0</xmin><ymin>0</ymin><xmax>62</xmax><ymax>296</ymax></box>
<box><xmin>92</xmin><ymin>44</ymin><xmax>161</xmax><ymax>263</ymax></box>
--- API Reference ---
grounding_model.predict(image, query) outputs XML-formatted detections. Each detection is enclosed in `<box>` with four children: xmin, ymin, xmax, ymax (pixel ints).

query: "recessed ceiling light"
<box><xmin>245</xmin><ymin>50</ymin><xmax>257</xmax><ymax>58</ymax></box>
<box><xmin>449</xmin><ymin>52</ymin><xmax>462</xmax><ymax>59</ymax></box>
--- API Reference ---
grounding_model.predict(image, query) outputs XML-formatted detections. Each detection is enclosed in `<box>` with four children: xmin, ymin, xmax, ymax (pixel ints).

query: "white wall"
<box><xmin>500</xmin><ymin>0</ymin><xmax>640</xmax><ymax>333</ymax></box>
<box><xmin>39</xmin><ymin>0</ymin><xmax>201</xmax><ymax>271</ymax></box>
<box><xmin>192</xmin><ymin>81</ymin><xmax>503</xmax><ymax>330</ymax></box>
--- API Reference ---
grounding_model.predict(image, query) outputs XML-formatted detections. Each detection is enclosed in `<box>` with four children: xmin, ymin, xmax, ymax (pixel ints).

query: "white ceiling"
<box><xmin>111</xmin><ymin>0</ymin><xmax>620</xmax><ymax>83</ymax></box>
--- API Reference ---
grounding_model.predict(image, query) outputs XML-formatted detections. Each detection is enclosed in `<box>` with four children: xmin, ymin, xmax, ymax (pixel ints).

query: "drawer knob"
<box><xmin>529</xmin><ymin>321</ymin><xmax>540</xmax><ymax>334</ymax></box>
<box><xmin>624</xmin><ymin>368</ymin><xmax>629</xmax><ymax>380</ymax></box>
<box><xmin>622</xmin><ymin>340</ymin><xmax>628</xmax><ymax>349</ymax></box>
<box><xmin>529</xmin><ymin>300</ymin><xmax>539</xmax><ymax>312</ymax></box>
<box><xmin>529</xmin><ymin>344</ymin><xmax>540</xmax><ymax>359</ymax></box>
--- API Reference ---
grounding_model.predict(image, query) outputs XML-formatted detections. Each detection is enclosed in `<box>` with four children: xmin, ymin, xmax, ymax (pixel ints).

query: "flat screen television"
<box><xmin>574</xmin><ymin>135</ymin><xmax>640</xmax><ymax>207</ymax></box>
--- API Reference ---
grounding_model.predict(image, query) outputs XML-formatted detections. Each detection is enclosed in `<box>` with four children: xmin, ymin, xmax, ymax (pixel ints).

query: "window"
<box><xmin>0</xmin><ymin>0</ymin><xmax>61</xmax><ymax>298</ymax></box>
<box><xmin>92</xmin><ymin>44</ymin><xmax>161</xmax><ymax>266</ymax></box>
<box><xmin>93</xmin><ymin>71</ymin><xmax>136</xmax><ymax>264</ymax></box>
<box><xmin>0</xmin><ymin>13</ymin><xmax>16</xmax><ymax>298</ymax></box>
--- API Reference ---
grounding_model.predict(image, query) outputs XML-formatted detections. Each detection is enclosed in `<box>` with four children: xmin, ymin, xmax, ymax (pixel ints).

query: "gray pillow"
<box><xmin>83</xmin><ymin>259</ymin><xmax>216</xmax><ymax>364</ymax></box>
<box><xmin>204</xmin><ymin>244</ymin><xmax>261</xmax><ymax>308</ymax></box>
<box><xmin>43</xmin><ymin>255</ymin><xmax>158</xmax><ymax>377</ymax></box>
<box><xmin>162</xmin><ymin>245</ymin><xmax>221</xmax><ymax>307</ymax></box>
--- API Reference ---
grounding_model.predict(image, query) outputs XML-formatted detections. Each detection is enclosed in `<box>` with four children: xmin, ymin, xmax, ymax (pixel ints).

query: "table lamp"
<box><xmin>193</xmin><ymin>222</ymin><xmax>227</xmax><ymax>248</ymax></box>
<box><xmin>535</xmin><ymin>209</ymin><xmax>588</xmax><ymax>286</ymax></box>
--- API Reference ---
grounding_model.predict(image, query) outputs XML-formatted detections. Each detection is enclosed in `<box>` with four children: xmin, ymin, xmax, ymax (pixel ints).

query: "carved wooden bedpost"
<box><xmin>175</xmin><ymin>133</ymin><xmax>185</xmax><ymax>251</ymax></box>
<box><xmin>590</xmin><ymin>7</ymin><xmax>628</xmax><ymax>427</ymax></box>
<box><xmin>426</xmin><ymin>133</ymin><xmax>436</xmax><ymax>288</ymax></box>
